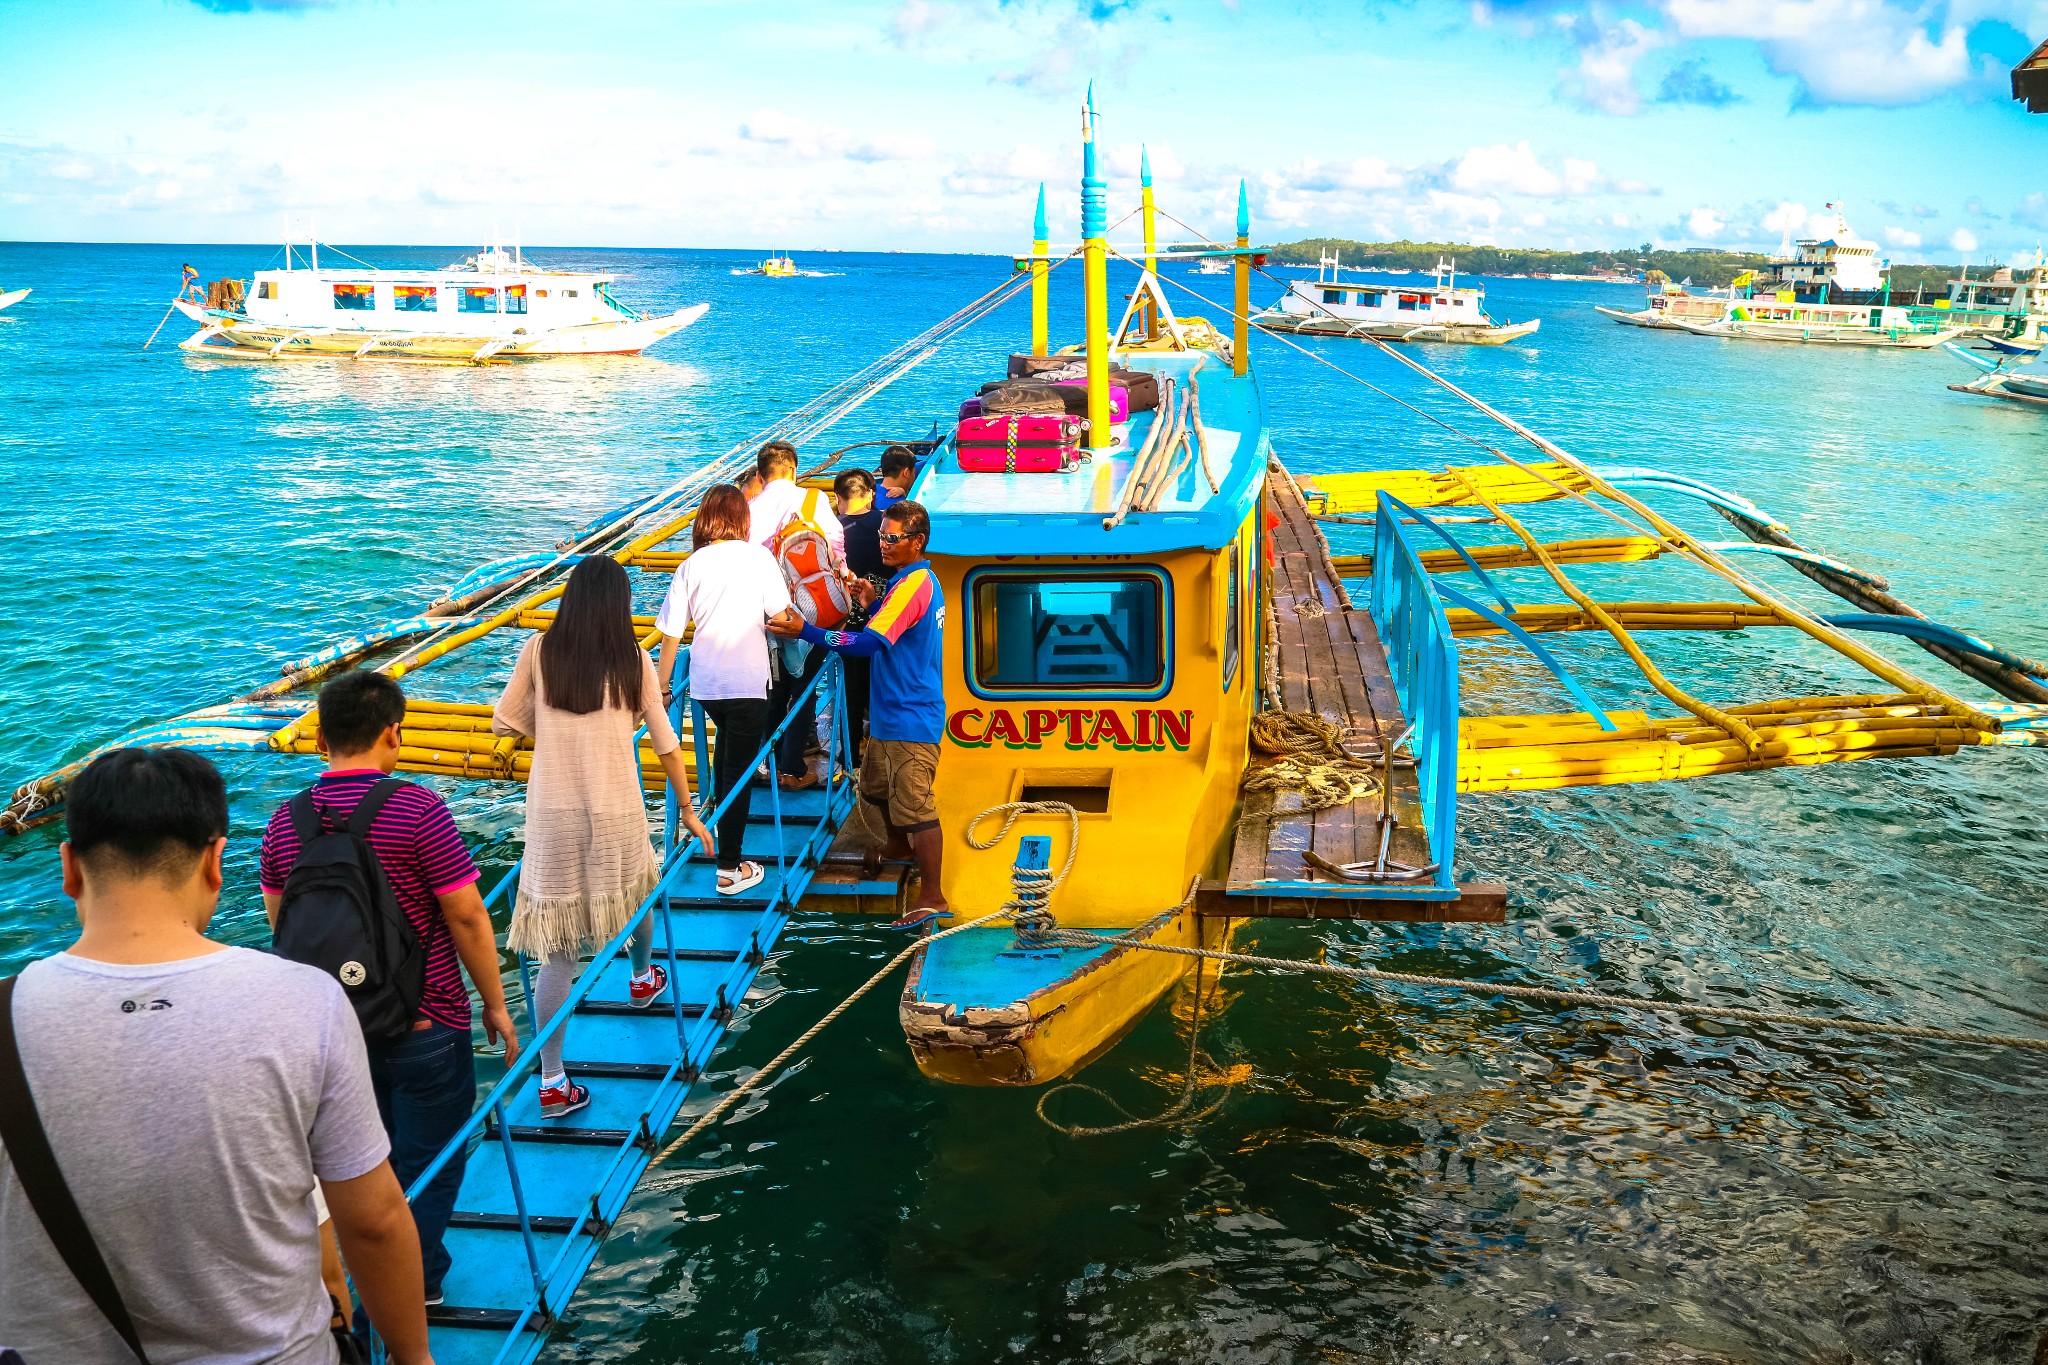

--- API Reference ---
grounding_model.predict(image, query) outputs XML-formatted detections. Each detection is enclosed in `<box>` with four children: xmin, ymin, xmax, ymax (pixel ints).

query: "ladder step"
<box><xmin>425</xmin><ymin>1304</ymin><xmax>547</xmax><ymax>1331</ymax></box>
<box><xmin>561</xmin><ymin>1059</ymin><xmax>676</xmax><ymax>1080</ymax></box>
<box><xmin>448</xmin><ymin>1210</ymin><xmax>603</xmax><ymax>1237</ymax></box>
<box><xmin>484</xmin><ymin>1116</ymin><xmax>637</xmax><ymax>1146</ymax></box>
<box><xmin>642</xmin><ymin>947</ymin><xmax>740</xmax><ymax>963</ymax></box>
<box><xmin>573</xmin><ymin>999</ymin><xmax>704</xmax><ymax>1018</ymax></box>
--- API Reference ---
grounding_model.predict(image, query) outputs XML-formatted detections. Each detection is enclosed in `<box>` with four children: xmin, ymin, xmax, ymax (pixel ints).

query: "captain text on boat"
<box><xmin>770</xmin><ymin>502</ymin><xmax>949</xmax><ymax>926</ymax></box>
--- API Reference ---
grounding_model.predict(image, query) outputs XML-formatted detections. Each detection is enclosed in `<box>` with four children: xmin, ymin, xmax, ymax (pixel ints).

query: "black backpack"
<box><xmin>272</xmin><ymin>780</ymin><xmax>425</xmax><ymax>1046</ymax></box>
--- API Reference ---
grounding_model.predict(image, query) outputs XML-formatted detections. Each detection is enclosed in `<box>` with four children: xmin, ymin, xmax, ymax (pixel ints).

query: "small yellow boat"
<box><xmin>754</xmin><ymin>253</ymin><xmax>799</xmax><ymax>277</ymax></box>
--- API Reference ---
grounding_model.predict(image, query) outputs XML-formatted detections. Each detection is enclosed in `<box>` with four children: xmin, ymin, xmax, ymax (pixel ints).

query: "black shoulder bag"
<box><xmin>0</xmin><ymin>974</ymin><xmax>152</xmax><ymax>1364</ymax></box>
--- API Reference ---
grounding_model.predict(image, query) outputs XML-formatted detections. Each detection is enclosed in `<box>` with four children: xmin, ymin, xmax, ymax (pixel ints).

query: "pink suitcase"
<box><xmin>955</xmin><ymin>413</ymin><xmax>1083</xmax><ymax>472</ymax></box>
<box><xmin>1052</xmin><ymin>377</ymin><xmax>1129</xmax><ymax>424</ymax></box>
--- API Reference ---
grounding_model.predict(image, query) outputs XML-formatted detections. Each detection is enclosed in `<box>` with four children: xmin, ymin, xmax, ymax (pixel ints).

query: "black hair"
<box><xmin>317</xmin><ymin>670</ymin><xmax>408</xmax><ymax>755</ymax></box>
<box><xmin>540</xmin><ymin>556</ymin><xmax>645</xmax><ymax>715</ymax></box>
<box><xmin>884</xmin><ymin>500</ymin><xmax>931</xmax><ymax>546</ymax></box>
<box><xmin>878</xmin><ymin>446</ymin><xmax>917</xmax><ymax>479</ymax></box>
<box><xmin>66</xmin><ymin>748</ymin><xmax>228</xmax><ymax>882</ymax></box>
<box><xmin>834</xmin><ymin>468</ymin><xmax>876</xmax><ymax>500</ymax></box>
<box><xmin>756</xmin><ymin>441</ymin><xmax>799</xmax><ymax>480</ymax></box>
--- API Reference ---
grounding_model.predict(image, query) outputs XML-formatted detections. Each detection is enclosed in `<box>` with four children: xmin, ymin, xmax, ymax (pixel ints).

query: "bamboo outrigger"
<box><xmin>10</xmin><ymin>96</ymin><xmax>2048</xmax><ymax>1358</ymax></box>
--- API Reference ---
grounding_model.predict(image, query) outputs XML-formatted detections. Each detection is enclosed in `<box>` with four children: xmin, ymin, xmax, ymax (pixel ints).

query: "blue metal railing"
<box><xmin>1366</xmin><ymin>490</ymin><xmax>1460</xmax><ymax>896</ymax></box>
<box><xmin>379</xmin><ymin>647</ymin><xmax>849</xmax><ymax>1364</ymax></box>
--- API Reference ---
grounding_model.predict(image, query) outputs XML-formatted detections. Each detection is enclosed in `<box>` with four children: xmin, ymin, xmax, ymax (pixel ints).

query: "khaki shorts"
<box><xmin>859</xmin><ymin>739</ymin><xmax>940</xmax><ymax>834</ymax></box>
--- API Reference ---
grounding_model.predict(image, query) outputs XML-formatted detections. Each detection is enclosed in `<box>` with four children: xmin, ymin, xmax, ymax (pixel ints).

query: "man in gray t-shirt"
<box><xmin>0</xmin><ymin>748</ymin><xmax>434</xmax><ymax>1365</ymax></box>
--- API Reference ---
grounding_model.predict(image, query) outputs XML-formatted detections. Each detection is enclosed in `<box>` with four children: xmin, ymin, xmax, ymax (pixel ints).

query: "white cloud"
<box><xmin>1686</xmin><ymin>206</ymin><xmax>1726</xmax><ymax>239</ymax></box>
<box><xmin>1451</xmin><ymin>141</ymin><xmax>1565</xmax><ymax>196</ymax></box>
<box><xmin>1559</xmin><ymin>15</ymin><xmax>1667</xmax><ymax>113</ymax></box>
<box><xmin>1883</xmin><ymin>225</ymin><xmax>1922</xmax><ymax>247</ymax></box>
<box><xmin>1284</xmin><ymin>156</ymin><xmax>1404</xmax><ymax>194</ymax></box>
<box><xmin>738</xmin><ymin>110</ymin><xmax>936</xmax><ymax>163</ymax></box>
<box><xmin>1950</xmin><ymin>227</ymin><xmax>1978</xmax><ymax>253</ymax></box>
<box><xmin>1662</xmin><ymin>0</ymin><xmax>1972</xmax><ymax>105</ymax></box>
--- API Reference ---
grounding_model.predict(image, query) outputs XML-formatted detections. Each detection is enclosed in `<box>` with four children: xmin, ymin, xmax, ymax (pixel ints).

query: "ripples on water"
<box><xmin>1</xmin><ymin>242</ymin><xmax>2042</xmax><ymax>1362</ymax></box>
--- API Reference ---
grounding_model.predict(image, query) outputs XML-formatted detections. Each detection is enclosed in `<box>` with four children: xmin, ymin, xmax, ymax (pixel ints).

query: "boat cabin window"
<box><xmin>458</xmin><ymin>287</ymin><xmax>497</xmax><ymax>314</ymax></box>
<box><xmin>393</xmin><ymin>285</ymin><xmax>436</xmax><ymax>313</ymax></box>
<box><xmin>969</xmin><ymin>570</ymin><xmax>1168</xmax><ymax>697</ymax></box>
<box><xmin>504</xmin><ymin>285</ymin><xmax>528</xmax><ymax>315</ymax></box>
<box><xmin>256</xmin><ymin>281</ymin><xmax>276</xmax><ymax>300</ymax></box>
<box><xmin>1355</xmin><ymin>292</ymin><xmax>1382</xmax><ymax>307</ymax></box>
<box><xmin>564</xmin><ymin>289</ymin><xmax>579</xmax><ymax>298</ymax></box>
<box><xmin>1322</xmin><ymin>289</ymin><xmax>1345</xmax><ymax>304</ymax></box>
<box><xmin>1399</xmin><ymin>294</ymin><xmax>1421</xmax><ymax>311</ymax></box>
<box><xmin>331</xmin><ymin>283</ymin><xmax>375</xmax><ymax>311</ymax></box>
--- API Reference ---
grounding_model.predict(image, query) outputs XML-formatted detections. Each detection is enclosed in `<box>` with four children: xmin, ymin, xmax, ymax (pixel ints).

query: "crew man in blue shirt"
<box><xmin>771</xmin><ymin>500</ymin><xmax>947</xmax><ymax>926</ymax></box>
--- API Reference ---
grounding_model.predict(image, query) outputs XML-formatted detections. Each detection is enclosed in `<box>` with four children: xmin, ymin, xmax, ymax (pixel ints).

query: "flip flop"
<box><xmin>887</xmin><ymin>907</ymin><xmax>950</xmax><ymax>931</ymax></box>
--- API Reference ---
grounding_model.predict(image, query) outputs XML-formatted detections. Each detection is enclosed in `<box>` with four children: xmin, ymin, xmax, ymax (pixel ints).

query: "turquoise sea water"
<box><xmin>1</xmin><ymin>241</ymin><xmax>2044</xmax><ymax>1363</ymax></box>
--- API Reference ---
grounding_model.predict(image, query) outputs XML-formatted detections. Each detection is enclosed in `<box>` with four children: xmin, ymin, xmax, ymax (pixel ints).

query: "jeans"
<box><xmin>699</xmin><ymin>696</ymin><xmax>769</xmax><ymax>871</ymax></box>
<box><xmin>366</xmin><ymin>1021</ymin><xmax>476</xmax><ymax>1297</ymax></box>
<box><xmin>770</xmin><ymin>646</ymin><xmax>825</xmax><ymax>777</ymax></box>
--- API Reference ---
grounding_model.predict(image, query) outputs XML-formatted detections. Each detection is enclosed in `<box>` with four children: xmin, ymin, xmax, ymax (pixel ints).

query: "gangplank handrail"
<box><xmin>1366</xmin><ymin>490</ymin><xmax>1460</xmax><ymax>894</ymax></box>
<box><xmin>383</xmin><ymin>650</ymin><xmax>848</xmax><ymax>1363</ymax></box>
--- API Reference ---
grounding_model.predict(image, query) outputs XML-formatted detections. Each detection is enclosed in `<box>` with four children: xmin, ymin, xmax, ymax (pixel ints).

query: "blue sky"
<box><xmin>0</xmin><ymin>0</ymin><xmax>2041</xmax><ymax>261</ymax></box>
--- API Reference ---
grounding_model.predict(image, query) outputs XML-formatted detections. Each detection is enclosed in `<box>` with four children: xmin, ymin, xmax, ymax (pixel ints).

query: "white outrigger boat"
<box><xmin>0</xmin><ymin>287</ymin><xmax>28</xmax><ymax>312</ymax></box>
<box><xmin>1947</xmin><ymin>341</ymin><xmax>2048</xmax><ymax>407</ymax></box>
<box><xmin>1598</xmin><ymin>280</ymin><xmax>1963</xmax><ymax>349</ymax></box>
<box><xmin>1251</xmin><ymin>252</ymin><xmax>1539</xmax><ymax>344</ymax></box>
<box><xmin>174</xmin><ymin>240</ymin><xmax>707</xmax><ymax>363</ymax></box>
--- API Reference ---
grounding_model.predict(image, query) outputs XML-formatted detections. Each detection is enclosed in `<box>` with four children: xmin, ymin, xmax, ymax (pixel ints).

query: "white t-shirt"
<box><xmin>0</xmin><ymin>947</ymin><xmax>389</xmax><ymax>1365</ymax></box>
<box><xmin>748</xmin><ymin>478</ymin><xmax>845</xmax><ymax>561</ymax></box>
<box><xmin>655</xmin><ymin>539</ymin><xmax>793</xmax><ymax>701</ymax></box>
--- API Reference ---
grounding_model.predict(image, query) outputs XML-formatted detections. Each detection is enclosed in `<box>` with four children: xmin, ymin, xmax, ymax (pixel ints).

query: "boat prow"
<box><xmin>0</xmin><ymin>287</ymin><xmax>29</xmax><ymax>312</ymax></box>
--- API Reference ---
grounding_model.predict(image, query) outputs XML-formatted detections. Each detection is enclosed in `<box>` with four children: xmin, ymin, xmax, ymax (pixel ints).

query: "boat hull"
<box><xmin>1254</xmin><ymin>313</ymin><xmax>1540</xmax><ymax>345</ymax></box>
<box><xmin>175</xmin><ymin>302</ymin><xmax>708</xmax><ymax>361</ymax></box>
<box><xmin>900</xmin><ymin>909</ymin><xmax>1230</xmax><ymax>1086</ymax></box>
<box><xmin>0</xmin><ymin>288</ymin><xmax>28</xmax><ymax>312</ymax></box>
<box><xmin>1596</xmin><ymin>305</ymin><xmax>1958</xmax><ymax>348</ymax></box>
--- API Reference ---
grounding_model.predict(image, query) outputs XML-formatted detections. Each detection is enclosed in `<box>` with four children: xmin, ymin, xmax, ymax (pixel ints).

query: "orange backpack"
<box><xmin>770</xmin><ymin>489</ymin><xmax>852</xmax><ymax>630</ymax></box>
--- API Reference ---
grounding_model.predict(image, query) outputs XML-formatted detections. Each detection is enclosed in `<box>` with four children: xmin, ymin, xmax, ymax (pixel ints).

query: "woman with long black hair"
<box><xmin>493</xmin><ymin>554</ymin><xmax>714</xmax><ymax>1118</ymax></box>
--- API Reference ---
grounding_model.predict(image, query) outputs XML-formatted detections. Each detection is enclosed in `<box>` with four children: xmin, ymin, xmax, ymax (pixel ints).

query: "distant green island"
<box><xmin>1264</xmin><ymin>238</ymin><xmax>1968</xmax><ymax>295</ymax></box>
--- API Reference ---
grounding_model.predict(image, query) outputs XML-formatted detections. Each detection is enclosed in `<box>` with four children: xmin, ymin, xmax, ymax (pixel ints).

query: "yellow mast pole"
<box><xmin>1081</xmin><ymin>86</ymin><xmax>1113</xmax><ymax>452</ymax></box>
<box><xmin>1232</xmin><ymin>179</ymin><xmax>1251</xmax><ymax>378</ymax></box>
<box><xmin>1140</xmin><ymin>146</ymin><xmax>1158</xmax><ymax>340</ymax></box>
<box><xmin>1030</xmin><ymin>183</ymin><xmax>1050</xmax><ymax>356</ymax></box>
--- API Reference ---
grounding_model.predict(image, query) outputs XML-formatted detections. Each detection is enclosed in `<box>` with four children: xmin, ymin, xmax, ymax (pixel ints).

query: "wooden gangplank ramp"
<box><xmin>1216</xmin><ymin>469</ymin><xmax>1502</xmax><ymax>922</ymax></box>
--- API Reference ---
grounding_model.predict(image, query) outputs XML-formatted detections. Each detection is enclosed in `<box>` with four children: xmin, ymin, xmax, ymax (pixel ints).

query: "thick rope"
<box><xmin>1245</xmin><ymin>711</ymin><xmax>1381</xmax><ymax>813</ymax></box>
<box><xmin>964</xmin><ymin>801</ymin><xmax>1081</xmax><ymax>944</ymax></box>
<box><xmin>1042</xmin><ymin>934</ymin><xmax>2048</xmax><ymax>1054</ymax></box>
<box><xmin>651</xmin><ymin>907</ymin><xmax>1013</xmax><ymax>1166</ymax></box>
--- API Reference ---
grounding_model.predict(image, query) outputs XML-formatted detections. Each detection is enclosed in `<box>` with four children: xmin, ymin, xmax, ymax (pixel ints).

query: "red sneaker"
<box><xmin>629</xmin><ymin>965</ymin><xmax>669</xmax><ymax>1009</ymax></box>
<box><xmin>537</xmin><ymin>1077</ymin><xmax>590</xmax><ymax>1119</ymax></box>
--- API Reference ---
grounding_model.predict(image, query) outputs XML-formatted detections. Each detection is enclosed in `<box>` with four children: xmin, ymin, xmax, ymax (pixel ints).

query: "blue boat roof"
<box><xmin>916</xmin><ymin>351</ymin><xmax>1268</xmax><ymax>557</ymax></box>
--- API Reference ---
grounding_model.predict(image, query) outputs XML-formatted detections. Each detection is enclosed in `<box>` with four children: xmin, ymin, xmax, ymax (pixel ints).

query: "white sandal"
<box><xmin>718</xmin><ymin>860</ymin><xmax>765</xmax><ymax>896</ymax></box>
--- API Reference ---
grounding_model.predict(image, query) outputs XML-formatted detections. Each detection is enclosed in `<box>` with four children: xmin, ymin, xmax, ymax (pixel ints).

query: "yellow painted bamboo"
<box><xmin>1448</xmin><ymin>601</ymin><xmax>1785</xmax><ymax>637</ymax></box>
<box><xmin>1082</xmin><ymin>241</ymin><xmax>1111</xmax><ymax>450</ymax></box>
<box><xmin>1454</xmin><ymin>475</ymin><xmax>1765</xmax><ymax>752</ymax></box>
<box><xmin>1304</xmin><ymin>462</ymin><xmax>1588</xmax><ymax>515</ymax></box>
<box><xmin>1332</xmin><ymin>535</ymin><xmax>1666</xmax><ymax>578</ymax></box>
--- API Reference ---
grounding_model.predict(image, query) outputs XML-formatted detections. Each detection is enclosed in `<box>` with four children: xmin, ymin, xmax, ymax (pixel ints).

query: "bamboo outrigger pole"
<box><xmin>1030</xmin><ymin>183</ymin><xmax>1050</xmax><ymax>357</ymax></box>
<box><xmin>1080</xmin><ymin>86</ymin><xmax>1114</xmax><ymax>453</ymax></box>
<box><xmin>1233</xmin><ymin>179</ymin><xmax>1251</xmax><ymax>378</ymax></box>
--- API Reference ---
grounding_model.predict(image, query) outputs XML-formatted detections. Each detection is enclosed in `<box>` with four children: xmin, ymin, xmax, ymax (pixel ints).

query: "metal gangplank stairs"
<box><xmin>400</xmin><ymin>659</ymin><xmax>854</xmax><ymax>1365</ymax></box>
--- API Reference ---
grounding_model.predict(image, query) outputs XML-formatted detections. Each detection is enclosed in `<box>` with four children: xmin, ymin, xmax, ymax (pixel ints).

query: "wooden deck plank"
<box><xmin>1230</xmin><ymin>466</ymin><xmax>1441</xmax><ymax>903</ymax></box>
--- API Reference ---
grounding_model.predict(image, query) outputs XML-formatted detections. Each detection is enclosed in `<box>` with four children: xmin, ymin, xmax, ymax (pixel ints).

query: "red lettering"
<box><xmin>946</xmin><ymin>708</ymin><xmax>988</xmax><ymax>746</ymax></box>
<box><xmin>1088</xmin><ymin>711</ymin><xmax>1132</xmax><ymax>749</ymax></box>
<box><xmin>1059</xmin><ymin>708</ymin><xmax>1091</xmax><ymax>747</ymax></box>
<box><xmin>1155</xmin><ymin>709</ymin><xmax>1194</xmax><ymax>749</ymax></box>
<box><xmin>1134</xmin><ymin>710</ymin><xmax>1153</xmax><ymax>747</ymax></box>
<box><xmin>985</xmin><ymin>709</ymin><xmax>1026</xmax><ymax>747</ymax></box>
<box><xmin>1023</xmin><ymin>709</ymin><xmax>1059</xmax><ymax>746</ymax></box>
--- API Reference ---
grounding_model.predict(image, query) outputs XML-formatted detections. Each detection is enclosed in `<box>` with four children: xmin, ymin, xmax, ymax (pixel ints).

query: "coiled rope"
<box><xmin>964</xmin><ymin>801</ymin><xmax>1081</xmax><ymax>945</ymax></box>
<box><xmin>1244</xmin><ymin>711</ymin><xmax>1381</xmax><ymax>813</ymax></box>
<box><xmin>1040</xmin><ymin>933</ymin><xmax>2048</xmax><ymax>1054</ymax></box>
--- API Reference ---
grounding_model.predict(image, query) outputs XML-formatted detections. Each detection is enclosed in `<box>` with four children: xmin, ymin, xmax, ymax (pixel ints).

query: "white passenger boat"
<box><xmin>1251</xmin><ymin>253</ymin><xmax>1539</xmax><ymax>345</ymax></box>
<box><xmin>0</xmin><ymin>288</ymin><xmax>28</xmax><ymax>312</ymax></box>
<box><xmin>174</xmin><ymin>242</ymin><xmax>707</xmax><ymax>363</ymax></box>
<box><xmin>1597</xmin><ymin>282</ymin><xmax>1963</xmax><ymax>349</ymax></box>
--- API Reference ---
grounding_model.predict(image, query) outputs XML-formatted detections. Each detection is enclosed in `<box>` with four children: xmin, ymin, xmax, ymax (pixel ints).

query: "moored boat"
<box><xmin>1252</xmin><ymin>252</ymin><xmax>1540</xmax><ymax>345</ymax></box>
<box><xmin>173</xmin><ymin>240</ymin><xmax>707</xmax><ymax>362</ymax></box>
<box><xmin>1598</xmin><ymin>280</ymin><xmax>1963</xmax><ymax>348</ymax></box>
<box><xmin>1947</xmin><ymin>340</ymin><xmax>2048</xmax><ymax>406</ymax></box>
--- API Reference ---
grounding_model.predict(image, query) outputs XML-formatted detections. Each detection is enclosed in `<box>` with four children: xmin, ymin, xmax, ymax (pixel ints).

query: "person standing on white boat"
<box><xmin>491</xmin><ymin>556</ymin><xmax>713</xmax><ymax>1120</ymax></box>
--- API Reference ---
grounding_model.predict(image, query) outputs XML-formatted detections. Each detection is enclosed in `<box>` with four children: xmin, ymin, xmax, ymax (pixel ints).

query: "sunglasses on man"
<box><xmin>878</xmin><ymin>531</ymin><xmax>922</xmax><ymax>546</ymax></box>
